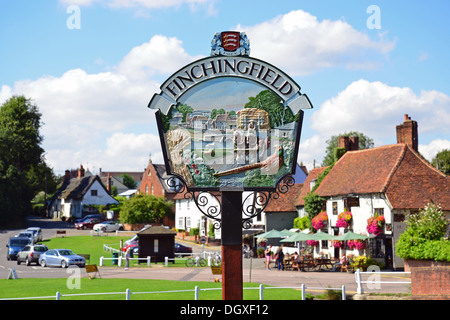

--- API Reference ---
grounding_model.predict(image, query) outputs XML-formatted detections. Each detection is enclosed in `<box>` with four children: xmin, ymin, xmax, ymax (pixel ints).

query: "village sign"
<box><xmin>149</xmin><ymin>31</ymin><xmax>312</xmax><ymax>192</ymax></box>
<box><xmin>148</xmin><ymin>31</ymin><xmax>313</xmax><ymax>301</ymax></box>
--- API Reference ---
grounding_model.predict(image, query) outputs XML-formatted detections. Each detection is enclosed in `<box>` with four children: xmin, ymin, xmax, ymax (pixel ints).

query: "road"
<box><xmin>0</xmin><ymin>217</ymin><xmax>411</xmax><ymax>296</ymax></box>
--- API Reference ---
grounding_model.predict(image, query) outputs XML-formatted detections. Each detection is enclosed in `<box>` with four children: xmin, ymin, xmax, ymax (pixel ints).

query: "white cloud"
<box><xmin>238</xmin><ymin>10</ymin><xmax>395</xmax><ymax>76</ymax></box>
<box><xmin>1</xmin><ymin>34</ymin><xmax>201</xmax><ymax>172</ymax></box>
<box><xmin>419</xmin><ymin>139</ymin><xmax>450</xmax><ymax>162</ymax></box>
<box><xmin>116</xmin><ymin>35</ymin><xmax>203</xmax><ymax>81</ymax></box>
<box><xmin>298</xmin><ymin>79</ymin><xmax>450</xmax><ymax>169</ymax></box>
<box><xmin>297</xmin><ymin>134</ymin><xmax>326</xmax><ymax>170</ymax></box>
<box><xmin>311</xmin><ymin>79</ymin><xmax>450</xmax><ymax>142</ymax></box>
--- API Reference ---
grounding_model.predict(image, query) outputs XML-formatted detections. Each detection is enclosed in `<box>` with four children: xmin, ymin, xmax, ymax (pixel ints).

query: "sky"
<box><xmin>1</xmin><ymin>0</ymin><xmax>449</xmax><ymax>176</ymax></box>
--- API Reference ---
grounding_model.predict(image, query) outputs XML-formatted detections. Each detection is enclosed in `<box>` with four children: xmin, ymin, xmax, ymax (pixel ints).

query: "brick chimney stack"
<box><xmin>64</xmin><ymin>170</ymin><xmax>71</xmax><ymax>181</ymax></box>
<box><xmin>78</xmin><ymin>164</ymin><xmax>85</xmax><ymax>179</ymax></box>
<box><xmin>338</xmin><ymin>136</ymin><xmax>359</xmax><ymax>151</ymax></box>
<box><xmin>396</xmin><ymin>114</ymin><xmax>418</xmax><ymax>152</ymax></box>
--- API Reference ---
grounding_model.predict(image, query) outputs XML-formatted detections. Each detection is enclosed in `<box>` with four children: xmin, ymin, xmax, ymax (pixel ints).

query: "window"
<box><xmin>332</xmin><ymin>202</ymin><xmax>338</xmax><ymax>215</ymax></box>
<box><xmin>91</xmin><ymin>190</ymin><xmax>98</xmax><ymax>196</ymax></box>
<box><xmin>374</xmin><ymin>208</ymin><xmax>384</xmax><ymax>216</ymax></box>
<box><xmin>178</xmin><ymin>217</ymin><xmax>184</xmax><ymax>229</ymax></box>
<box><xmin>186</xmin><ymin>217</ymin><xmax>191</xmax><ymax>229</ymax></box>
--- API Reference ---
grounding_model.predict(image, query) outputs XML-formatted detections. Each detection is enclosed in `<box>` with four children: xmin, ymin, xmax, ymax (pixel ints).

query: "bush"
<box><xmin>351</xmin><ymin>255</ymin><xmax>385</xmax><ymax>271</ymax></box>
<box><xmin>119</xmin><ymin>194</ymin><xmax>172</xmax><ymax>224</ymax></box>
<box><xmin>396</xmin><ymin>203</ymin><xmax>450</xmax><ymax>262</ymax></box>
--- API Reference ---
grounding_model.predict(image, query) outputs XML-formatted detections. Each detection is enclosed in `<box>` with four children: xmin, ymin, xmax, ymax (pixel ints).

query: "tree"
<box><xmin>322</xmin><ymin>132</ymin><xmax>374</xmax><ymax>166</ymax></box>
<box><xmin>119</xmin><ymin>194</ymin><xmax>172</xmax><ymax>224</ymax></box>
<box><xmin>432</xmin><ymin>149</ymin><xmax>450</xmax><ymax>175</ymax></box>
<box><xmin>177</xmin><ymin>103</ymin><xmax>193</xmax><ymax>123</ymax></box>
<box><xmin>245</xmin><ymin>90</ymin><xmax>297</xmax><ymax>128</ymax></box>
<box><xmin>303</xmin><ymin>192</ymin><xmax>326</xmax><ymax>222</ymax></box>
<box><xmin>120</xmin><ymin>173</ymin><xmax>137</xmax><ymax>189</ymax></box>
<box><xmin>0</xmin><ymin>96</ymin><xmax>54</xmax><ymax>228</ymax></box>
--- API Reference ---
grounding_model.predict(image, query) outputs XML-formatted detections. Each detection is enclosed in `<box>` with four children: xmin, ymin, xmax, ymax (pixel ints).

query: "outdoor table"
<box><xmin>284</xmin><ymin>258</ymin><xmax>293</xmax><ymax>270</ymax></box>
<box><xmin>314</xmin><ymin>258</ymin><xmax>334</xmax><ymax>271</ymax></box>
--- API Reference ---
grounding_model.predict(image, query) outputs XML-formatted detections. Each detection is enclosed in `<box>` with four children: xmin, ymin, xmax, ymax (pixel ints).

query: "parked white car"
<box><xmin>93</xmin><ymin>221</ymin><xmax>124</xmax><ymax>232</ymax></box>
<box><xmin>26</xmin><ymin>227</ymin><xmax>43</xmax><ymax>243</ymax></box>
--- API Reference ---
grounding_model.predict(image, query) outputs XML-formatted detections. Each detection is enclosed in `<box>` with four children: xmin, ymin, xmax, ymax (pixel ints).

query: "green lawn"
<box><xmin>2</xmin><ymin>235</ymin><xmax>310</xmax><ymax>300</ymax></box>
<box><xmin>41</xmin><ymin>235</ymin><xmax>129</xmax><ymax>266</ymax></box>
<box><xmin>0</xmin><ymin>278</ymin><xmax>305</xmax><ymax>300</ymax></box>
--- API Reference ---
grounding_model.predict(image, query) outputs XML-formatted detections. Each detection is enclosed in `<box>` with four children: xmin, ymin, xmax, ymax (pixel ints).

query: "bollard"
<box><xmin>259</xmin><ymin>284</ymin><xmax>264</xmax><ymax>300</ymax></box>
<box><xmin>118</xmin><ymin>256</ymin><xmax>123</xmax><ymax>267</ymax></box>
<box><xmin>355</xmin><ymin>269</ymin><xmax>364</xmax><ymax>294</ymax></box>
<box><xmin>126</xmin><ymin>288</ymin><xmax>131</xmax><ymax>300</ymax></box>
<box><xmin>165</xmin><ymin>256</ymin><xmax>168</xmax><ymax>267</ymax></box>
<box><xmin>342</xmin><ymin>285</ymin><xmax>346</xmax><ymax>300</ymax></box>
<box><xmin>195</xmin><ymin>286</ymin><xmax>199</xmax><ymax>300</ymax></box>
<box><xmin>301</xmin><ymin>284</ymin><xmax>306</xmax><ymax>300</ymax></box>
<box><xmin>100</xmin><ymin>256</ymin><xmax>104</xmax><ymax>266</ymax></box>
<box><xmin>56</xmin><ymin>291</ymin><xmax>61</xmax><ymax>300</ymax></box>
<box><xmin>147</xmin><ymin>256</ymin><xmax>151</xmax><ymax>267</ymax></box>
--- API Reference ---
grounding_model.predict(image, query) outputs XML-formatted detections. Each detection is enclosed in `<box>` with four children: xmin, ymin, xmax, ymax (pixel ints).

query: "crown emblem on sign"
<box><xmin>211</xmin><ymin>31</ymin><xmax>250</xmax><ymax>57</ymax></box>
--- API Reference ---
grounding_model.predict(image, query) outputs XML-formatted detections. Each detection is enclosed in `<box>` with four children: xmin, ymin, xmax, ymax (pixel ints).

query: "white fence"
<box><xmin>354</xmin><ymin>269</ymin><xmax>411</xmax><ymax>294</ymax></box>
<box><xmin>0</xmin><ymin>284</ymin><xmax>346</xmax><ymax>300</ymax></box>
<box><xmin>101</xmin><ymin>244</ymin><xmax>221</xmax><ymax>267</ymax></box>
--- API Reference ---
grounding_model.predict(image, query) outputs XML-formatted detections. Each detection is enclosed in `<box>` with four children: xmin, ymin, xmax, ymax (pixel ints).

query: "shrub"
<box><xmin>396</xmin><ymin>203</ymin><xmax>450</xmax><ymax>262</ymax></box>
<box><xmin>351</xmin><ymin>255</ymin><xmax>384</xmax><ymax>271</ymax></box>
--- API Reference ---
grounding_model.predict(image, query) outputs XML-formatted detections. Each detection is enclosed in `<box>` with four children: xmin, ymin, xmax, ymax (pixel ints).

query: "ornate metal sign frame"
<box><xmin>149</xmin><ymin>31</ymin><xmax>312</xmax><ymax>229</ymax></box>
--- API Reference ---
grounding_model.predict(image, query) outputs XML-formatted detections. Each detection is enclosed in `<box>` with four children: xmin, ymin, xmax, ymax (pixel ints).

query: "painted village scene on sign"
<box><xmin>161</xmin><ymin>81</ymin><xmax>300</xmax><ymax>189</ymax></box>
<box><xmin>151</xmin><ymin>31</ymin><xmax>310</xmax><ymax>190</ymax></box>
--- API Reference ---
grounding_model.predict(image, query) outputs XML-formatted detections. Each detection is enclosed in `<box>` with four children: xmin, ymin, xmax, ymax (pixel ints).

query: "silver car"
<box><xmin>39</xmin><ymin>249</ymin><xmax>86</xmax><ymax>268</ymax></box>
<box><xmin>26</xmin><ymin>227</ymin><xmax>43</xmax><ymax>242</ymax></box>
<box><xmin>17</xmin><ymin>244</ymin><xmax>49</xmax><ymax>266</ymax></box>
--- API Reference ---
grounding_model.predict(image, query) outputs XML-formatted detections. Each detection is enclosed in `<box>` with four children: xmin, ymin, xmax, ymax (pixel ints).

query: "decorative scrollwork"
<box><xmin>274</xmin><ymin>174</ymin><xmax>295</xmax><ymax>198</ymax></box>
<box><xmin>165</xmin><ymin>174</ymin><xmax>296</xmax><ymax>231</ymax></box>
<box><xmin>166</xmin><ymin>175</ymin><xmax>186</xmax><ymax>193</ymax></box>
<box><xmin>242</xmin><ymin>175</ymin><xmax>296</xmax><ymax>229</ymax></box>
<box><xmin>242</xmin><ymin>191</ymin><xmax>271</xmax><ymax>229</ymax></box>
<box><xmin>188</xmin><ymin>191</ymin><xmax>222</xmax><ymax>230</ymax></box>
<box><xmin>166</xmin><ymin>176</ymin><xmax>222</xmax><ymax>229</ymax></box>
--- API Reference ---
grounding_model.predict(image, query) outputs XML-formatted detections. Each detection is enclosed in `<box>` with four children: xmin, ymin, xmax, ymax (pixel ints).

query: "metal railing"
<box><xmin>354</xmin><ymin>269</ymin><xmax>411</xmax><ymax>294</ymax></box>
<box><xmin>0</xmin><ymin>284</ymin><xmax>346</xmax><ymax>300</ymax></box>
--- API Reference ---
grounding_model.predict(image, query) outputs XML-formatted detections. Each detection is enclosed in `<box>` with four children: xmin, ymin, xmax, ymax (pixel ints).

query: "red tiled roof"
<box><xmin>314</xmin><ymin>144</ymin><xmax>450</xmax><ymax>210</ymax></box>
<box><xmin>315</xmin><ymin>144</ymin><xmax>405</xmax><ymax>197</ymax></box>
<box><xmin>265</xmin><ymin>183</ymin><xmax>303</xmax><ymax>212</ymax></box>
<box><xmin>385</xmin><ymin>145</ymin><xmax>450</xmax><ymax>210</ymax></box>
<box><xmin>295</xmin><ymin>167</ymin><xmax>329</xmax><ymax>206</ymax></box>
